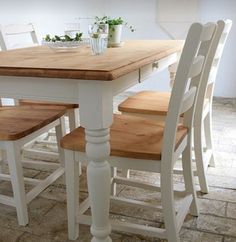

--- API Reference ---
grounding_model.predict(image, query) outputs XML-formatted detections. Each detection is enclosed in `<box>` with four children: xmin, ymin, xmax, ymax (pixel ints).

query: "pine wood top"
<box><xmin>0</xmin><ymin>40</ymin><xmax>183</xmax><ymax>81</ymax></box>
<box><xmin>19</xmin><ymin>99</ymin><xmax>79</xmax><ymax>109</ymax></box>
<box><xmin>60</xmin><ymin>114</ymin><xmax>188</xmax><ymax>160</ymax></box>
<box><xmin>0</xmin><ymin>106</ymin><xmax>66</xmax><ymax>140</ymax></box>
<box><xmin>118</xmin><ymin>91</ymin><xmax>171</xmax><ymax>115</ymax></box>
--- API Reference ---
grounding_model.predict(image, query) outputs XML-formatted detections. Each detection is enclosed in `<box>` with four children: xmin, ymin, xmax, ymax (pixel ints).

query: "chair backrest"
<box><xmin>195</xmin><ymin>19</ymin><xmax>232</xmax><ymax>122</ymax></box>
<box><xmin>162</xmin><ymin>22</ymin><xmax>217</xmax><ymax>164</ymax></box>
<box><xmin>0</xmin><ymin>23</ymin><xmax>39</xmax><ymax>106</ymax></box>
<box><xmin>0</xmin><ymin>23</ymin><xmax>39</xmax><ymax>50</ymax></box>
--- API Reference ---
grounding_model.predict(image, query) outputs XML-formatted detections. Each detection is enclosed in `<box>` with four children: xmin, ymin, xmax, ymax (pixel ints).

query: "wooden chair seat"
<box><xmin>61</xmin><ymin>114</ymin><xmax>188</xmax><ymax>160</ymax></box>
<box><xmin>0</xmin><ymin>106</ymin><xmax>66</xmax><ymax>140</ymax></box>
<box><xmin>19</xmin><ymin>99</ymin><xmax>79</xmax><ymax>109</ymax></box>
<box><xmin>118</xmin><ymin>91</ymin><xmax>170</xmax><ymax>115</ymax></box>
<box><xmin>18</xmin><ymin>100</ymin><xmax>79</xmax><ymax>162</ymax></box>
<box><xmin>118</xmin><ymin>90</ymin><xmax>210</xmax><ymax>117</ymax></box>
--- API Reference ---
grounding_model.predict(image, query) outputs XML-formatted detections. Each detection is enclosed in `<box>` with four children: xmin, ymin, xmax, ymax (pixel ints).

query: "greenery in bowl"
<box><xmin>94</xmin><ymin>16</ymin><xmax>135</xmax><ymax>32</ymax></box>
<box><xmin>44</xmin><ymin>32</ymin><xmax>83</xmax><ymax>42</ymax></box>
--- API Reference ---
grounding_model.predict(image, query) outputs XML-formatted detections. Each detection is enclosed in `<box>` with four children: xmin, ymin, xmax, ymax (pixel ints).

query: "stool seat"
<box><xmin>60</xmin><ymin>114</ymin><xmax>188</xmax><ymax>160</ymax></box>
<box><xmin>19</xmin><ymin>99</ymin><xmax>79</xmax><ymax>109</ymax></box>
<box><xmin>0</xmin><ymin>106</ymin><xmax>66</xmax><ymax>140</ymax></box>
<box><xmin>118</xmin><ymin>90</ymin><xmax>210</xmax><ymax>117</ymax></box>
<box><xmin>118</xmin><ymin>91</ymin><xmax>170</xmax><ymax>115</ymax></box>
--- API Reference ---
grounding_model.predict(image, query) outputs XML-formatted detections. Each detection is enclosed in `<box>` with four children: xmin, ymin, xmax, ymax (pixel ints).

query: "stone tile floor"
<box><xmin>0</xmin><ymin>93</ymin><xmax>236</xmax><ymax>242</ymax></box>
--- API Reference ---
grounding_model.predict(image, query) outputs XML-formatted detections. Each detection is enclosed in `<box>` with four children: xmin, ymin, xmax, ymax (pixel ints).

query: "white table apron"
<box><xmin>0</xmin><ymin>52</ymin><xmax>178</xmax><ymax>242</ymax></box>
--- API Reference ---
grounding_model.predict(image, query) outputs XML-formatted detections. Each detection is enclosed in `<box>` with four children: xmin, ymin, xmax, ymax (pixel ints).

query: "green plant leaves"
<box><xmin>44</xmin><ymin>32</ymin><xmax>83</xmax><ymax>42</ymax></box>
<box><xmin>94</xmin><ymin>16</ymin><xmax>135</xmax><ymax>32</ymax></box>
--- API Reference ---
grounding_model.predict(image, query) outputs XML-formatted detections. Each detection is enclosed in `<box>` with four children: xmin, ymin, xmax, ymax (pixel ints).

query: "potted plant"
<box><xmin>95</xmin><ymin>16</ymin><xmax>135</xmax><ymax>47</ymax></box>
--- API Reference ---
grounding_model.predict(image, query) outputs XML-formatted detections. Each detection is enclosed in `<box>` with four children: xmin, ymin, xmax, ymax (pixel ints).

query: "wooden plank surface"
<box><xmin>19</xmin><ymin>99</ymin><xmax>79</xmax><ymax>109</ymax></box>
<box><xmin>60</xmin><ymin>114</ymin><xmax>188</xmax><ymax>160</ymax></box>
<box><xmin>118</xmin><ymin>91</ymin><xmax>171</xmax><ymax>115</ymax></box>
<box><xmin>0</xmin><ymin>106</ymin><xmax>66</xmax><ymax>140</ymax></box>
<box><xmin>0</xmin><ymin>40</ymin><xmax>183</xmax><ymax>80</ymax></box>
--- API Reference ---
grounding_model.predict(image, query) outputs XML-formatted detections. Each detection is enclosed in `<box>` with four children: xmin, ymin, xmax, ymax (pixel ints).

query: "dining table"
<box><xmin>0</xmin><ymin>40</ymin><xmax>183</xmax><ymax>242</ymax></box>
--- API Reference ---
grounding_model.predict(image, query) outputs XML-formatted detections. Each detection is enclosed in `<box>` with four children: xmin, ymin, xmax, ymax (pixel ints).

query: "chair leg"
<box><xmin>55</xmin><ymin>117</ymin><xmax>66</xmax><ymax>168</ymax></box>
<box><xmin>67</xmin><ymin>108</ymin><xmax>79</xmax><ymax>131</ymax></box>
<box><xmin>204</xmin><ymin>111</ymin><xmax>215</xmax><ymax>167</ymax></box>
<box><xmin>121</xmin><ymin>168</ymin><xmax>130</xmax><ymax>178</ymax></box>
<box><xmin>6</xmin><ymin>141</ymin><xmax>28</xmax><ymax>225</ymax></box>
<box><xmin>161</xmin><ymin>169</ymin><xmax>180</xmax><ymax>242</ymax></box>
<box><xmin>194</xmin><ymin>122</ymin><xmax>209</xmax><ymax>193</ymax></box>
<box><xmin>65</xmin><ymin>150</ymin><xmax>79</xmax><ymax>240</ymax></box>
<box><xmin>183</xmin><ymin>135</ymin><xmax>199</xmax><ymax>216</ymax></box>
<box><xmin>111</xmin><ymin>167</ymin><xmax>117</xmax><ymax>196</ymax></box>
<box><xmin>0</xmin><ymin>149</ymin><xmax>4</xmax><ymax>175</ymax></box>
<box><xmin>67</xmin><ymin>108</ymin><xmax>82</xmax><ymax>176</ymax></box>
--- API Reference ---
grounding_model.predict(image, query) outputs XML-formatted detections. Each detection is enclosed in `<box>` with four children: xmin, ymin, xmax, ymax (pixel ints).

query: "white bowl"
<box><xmin>42</xmin><ymin>38</ymin><xmax>90</xmax><ymax>51</ymax></box>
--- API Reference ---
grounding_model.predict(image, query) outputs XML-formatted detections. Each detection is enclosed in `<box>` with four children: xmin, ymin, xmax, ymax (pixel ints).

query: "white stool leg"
<box><xmin>194</xmin><ymin>122</ymin><xmax>209</xmax><ymax>193</ymax></box>
<box><xmin>121</xmin><ymin>168</ymin><xmax>130</xmax><ymax>178</ymax></box>
<box><xmin>67</xmin><ymin>108</ymin><xmax>82</xmax><ymax>176</ymax></box>
<box><xmin>183</xmin><ymin>134</ymin><xmax>199</xmax><ymax>216</ymax></box>
<box><xmin>204</xmin><ymin>110</ymin><xmax>215</xmax><ymax>167</ymax></box>
<box><xmin>67</xmin><ymin>108</ymin><xmax>79</xmax><ymax>131</ymax></box>
<box><xmin>55</xmin><ymin>117</ymin><xmax>66</xmax><ymax>168</ymax></box>
<box><xmin>6</xmin><ymin>141</ymin><xmax>28</xmax><ymax>225</ymax></box>
<box><xmin>65</xmin><ymin>150</ymin><xmax>79</xmax><ymax>240</ymax></box>
<box><xmin>111</xmin><ymin>167</ymin><xmax>117</xmax><ymax>196</ymax></box>
<box><xmin>0</xmin><ymin>149</ymin><xmax>3</xmax><ymax>175</ymax></box>
<box><xmin>161</xmin><ymin>168</ymin><xmax>179</xmax><ymax>242</ymax></box>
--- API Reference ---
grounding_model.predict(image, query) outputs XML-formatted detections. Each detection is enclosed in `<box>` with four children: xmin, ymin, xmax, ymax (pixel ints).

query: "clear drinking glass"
<box><xmin>88</xmin><ymin>24</ymin><xmax>108</xmax><ymax>55</ymax></box>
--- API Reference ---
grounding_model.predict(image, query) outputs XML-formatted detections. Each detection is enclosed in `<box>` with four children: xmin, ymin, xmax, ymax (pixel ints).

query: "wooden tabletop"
<box><xmin>0</xmin><ymin>40</ymin><xmax>183</xmax><ymax>81</ymax></box>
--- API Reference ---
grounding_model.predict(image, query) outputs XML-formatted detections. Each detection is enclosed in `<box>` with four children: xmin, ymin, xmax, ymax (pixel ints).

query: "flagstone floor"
<box><xmin>0</xmin><ymin>93</ymin><xmax>235</xmax><ymax>242</ymax></box>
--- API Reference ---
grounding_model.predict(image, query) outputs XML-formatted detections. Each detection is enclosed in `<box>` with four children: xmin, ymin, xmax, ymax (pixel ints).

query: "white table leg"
<box><xmin>168</xmin><ymin>51</ymin><xmax>181</xmax><ymax>88</ymax></box>
<box><xmin>79</xmin><ymin>81</ymin><xmax>113</xmax><ymax>242</ymax></box>
<box><xmin>168</xmin><ymin>63</ymin><xmax>178</xmax><ymax>88</ymax></box>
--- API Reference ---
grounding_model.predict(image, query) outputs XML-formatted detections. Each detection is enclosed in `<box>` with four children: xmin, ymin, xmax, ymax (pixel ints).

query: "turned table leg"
<box><xmin>79</xmin><ymin>81</ymin><xmax>113</xmax><ymax>242</ymax></box>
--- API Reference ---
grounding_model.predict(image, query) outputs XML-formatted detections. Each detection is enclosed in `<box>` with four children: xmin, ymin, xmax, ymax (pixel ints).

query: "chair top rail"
<box><xmin>200</xmin><ymin>22</ymin><xmax>217</xmax><ymax>41</ymax></box>
<box><xmin>0</xmin><ymin>23</ymin><xmax>39</xmax><ymax>51</ymax></box>
<box><xmin>195</xmin><ymin>19</ymin><xmax>232</xmax><ymax>114</ymax></box>
<box><xmin>0</xmin><ymin>23</ymin><xmax>35</xmax><ymax>35</ymax></box>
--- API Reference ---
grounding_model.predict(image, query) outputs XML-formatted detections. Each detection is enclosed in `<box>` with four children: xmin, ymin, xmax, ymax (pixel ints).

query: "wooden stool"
<box><xmin>118</xmin><ymin>20</ymin><xmax>232</xmax><ymax>193</ymax></box>
<box><xmin>0</xmin><ymin>106</ymin><xmax>66</xmax><ymax>225</ymax></box>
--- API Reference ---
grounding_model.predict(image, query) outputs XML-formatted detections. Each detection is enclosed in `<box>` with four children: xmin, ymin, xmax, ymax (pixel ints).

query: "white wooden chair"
<box><xmin>0</xmin><ymin>105</ymin><xmax>65</xmax><ymax>225</ymax></box>
<box><xmin>117</xmin><ymin>19</ymin><xmax>232</xmax><ymax>193</ymax></box>
<box><xmin>0</xmin><ymin>23</ymin><xmax>38</xmax><ymax>50</ymax></box>
<box><xmin>60</xmin><ymin>22</ymin><xmax>217</xmax><ymax>241</ymax></box>
<box><xmin>0</xmin><ymin>23</ymin><xmax>80</xmax><ymax>166</ymax></box>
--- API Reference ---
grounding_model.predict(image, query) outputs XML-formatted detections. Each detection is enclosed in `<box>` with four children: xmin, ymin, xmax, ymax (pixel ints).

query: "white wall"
<box><xmin>0</xmin><ymin>0</ymin><xmax>235</xmax><ymax>97</ymax></box>
<box><xmin>198</xmin><ymin>0</ymin><xmax>236</xmax><ymax>97</ymax></box>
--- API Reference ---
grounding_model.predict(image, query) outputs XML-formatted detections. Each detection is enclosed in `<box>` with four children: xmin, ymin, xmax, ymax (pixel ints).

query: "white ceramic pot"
<box><xmin>108</xmin><ymin>24</ymin><xmax>123</xmax><ymax>46</ymax></box>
